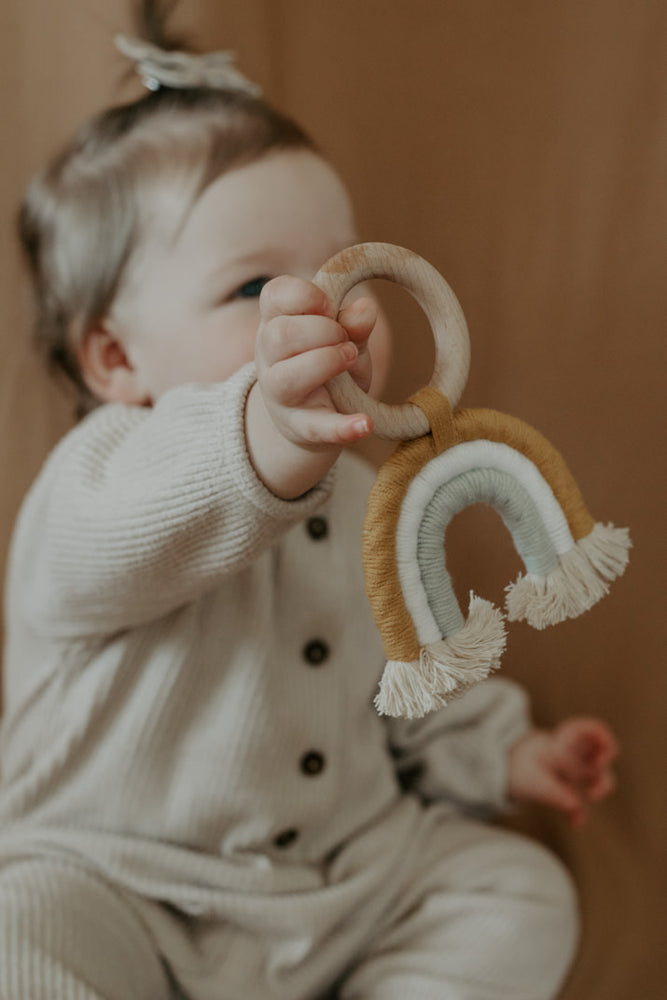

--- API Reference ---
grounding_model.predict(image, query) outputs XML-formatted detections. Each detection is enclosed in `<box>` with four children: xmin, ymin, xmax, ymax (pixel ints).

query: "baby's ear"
<box><xmin>78</xmin><ymin>322</ymin><xmax>149</xmax><ymax>405</ymax></box>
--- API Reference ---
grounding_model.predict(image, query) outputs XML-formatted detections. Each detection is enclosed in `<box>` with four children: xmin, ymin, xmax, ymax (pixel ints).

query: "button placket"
<box><xmin>271</xmin><ymin>749</ymin><xmax>326</xmax><ymax>852</ymax></box>
<box><xmin>269</xmin><ymin>509</ymin><xmax>337</xmax><ymax>857</ymax></box>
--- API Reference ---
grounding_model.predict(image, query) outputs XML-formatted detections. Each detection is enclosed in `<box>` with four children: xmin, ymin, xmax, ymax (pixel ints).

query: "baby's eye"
<box><xmin>232</xmin><ymin>276</ymin><xmax>272</xmax><ymax>300</ymax></box>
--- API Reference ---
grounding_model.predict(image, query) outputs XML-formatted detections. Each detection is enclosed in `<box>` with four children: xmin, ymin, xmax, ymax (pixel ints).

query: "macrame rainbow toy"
<box><xmin>314</xmin><ymin>243</ymin><xmax>631</xmax><ymax>719</ymax></box>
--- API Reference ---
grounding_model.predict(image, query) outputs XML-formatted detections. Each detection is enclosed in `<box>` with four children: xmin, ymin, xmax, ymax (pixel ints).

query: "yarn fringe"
<box><xmin>579</xmin><ymin>521</ymin><xmax>632</xmax><ymax>580</ymax></box>
<box><xmin>374</xmin><ymin>595</ymin><xmax>507</xmax><ymax>719</ymax></box>
<box><xmin>373</xmin><ymin>657</ymin><xmax>434</xmax><ymax>719</ymax></box>
<box><xmin>505</xmin><ymin>521</ymin><xmax>631</xmax><ymax>629</ymax></box>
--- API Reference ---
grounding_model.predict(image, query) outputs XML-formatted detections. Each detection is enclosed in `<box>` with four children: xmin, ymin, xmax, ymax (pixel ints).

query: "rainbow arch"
<box><xmin>363</xmin><ymin>387</ymin><xmax>631</xmax><ymax>718</ymax></box>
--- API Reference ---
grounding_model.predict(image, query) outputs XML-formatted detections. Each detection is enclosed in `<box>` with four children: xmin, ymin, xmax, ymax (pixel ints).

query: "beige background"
<box><xmin>1</xmin><ymin>2</ymin><xmax>665</xmax><ymax>997</ymax></box>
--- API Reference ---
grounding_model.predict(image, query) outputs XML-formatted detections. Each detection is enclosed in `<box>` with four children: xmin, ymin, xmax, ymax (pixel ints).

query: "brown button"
<box><xmin>300</xmin><ymin>750</ymin><xmax>326</xmax><ymax>776</ymax></box>
<box><xmin>303</xmin><ymin>639</ymin><xmax>329</xmax><ymax>666</ymax></box>
<box><xmin>273</xmin><ymin>828</ymin><xmax>299</xmax><ymax>849</ymax></box>
<box><xmin>306</xmin><ymin>516</ymin><xmax>328</xmax><ymax>540</ymax></box>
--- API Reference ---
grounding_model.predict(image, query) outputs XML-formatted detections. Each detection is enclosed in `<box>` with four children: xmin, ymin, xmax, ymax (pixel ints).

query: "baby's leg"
<box><xmin>338</xmin><ymin>815</ymin><xmax>579</xmax><ymax>1000</ymax></box>
<box><xmin>0</xmin><ymin>856</ymin><xmax>173</xmax><ymax>1000</ymax></box>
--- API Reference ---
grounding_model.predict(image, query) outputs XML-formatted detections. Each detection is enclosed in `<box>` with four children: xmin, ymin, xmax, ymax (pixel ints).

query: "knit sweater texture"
<box><xmin>0</xmin><ymin>363</ymin><xmax>529</xmax><ymax>913</ymax></box>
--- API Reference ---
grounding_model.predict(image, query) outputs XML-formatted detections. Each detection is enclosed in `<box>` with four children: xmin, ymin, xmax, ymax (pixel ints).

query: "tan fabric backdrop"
<box><xmin>1</xmin><ymin>1</ymin><xmax>665</xmax><ymax>997</ymax></box>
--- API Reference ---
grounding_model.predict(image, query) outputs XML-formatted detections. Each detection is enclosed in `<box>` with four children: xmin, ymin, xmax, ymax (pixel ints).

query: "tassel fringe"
<box><xmin>506</xmin><ymin>521</ymin><xmax>631</xmax><ymax>629</ymax></box>
<box><xmin>374</xmin><ymin>595</ymin><xmax>507</xmax><ymax>719</ymax></box>
<box><xmin>373</xmin><ymin>657</ymin><xmax>435</xmax><ymax>719</ymax></box>
<box><xmin>374</xmin><ymin>525</ymin><xmax>630</xmax><ymax>716</ymax></box>
<box><xmin>579</xmin><ymin>521</ymin><xmax>632</xmax><ymax>580</ymax></box>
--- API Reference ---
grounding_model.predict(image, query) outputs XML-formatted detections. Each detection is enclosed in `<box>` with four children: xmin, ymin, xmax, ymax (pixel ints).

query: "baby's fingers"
<box><xmin>554</xmin><ymin>718</ymin><xmax>619</xmax><ymax>772</ymax></box>
<box><xmin>265</xmin><ymin>341</ymin><xmax>359</xmax><ymax>407</ymax></box>
<box><xmin>336</xmin><ymin>297</ymin><xmax>376</xmax><ymax>394</ymax></box>
<box><xmin>551</xmin><ymin>718</ymin><xmax>619</xmax><ymax>812</ymax></box>
<box><xmin>585</xmin><ymin>767</ymin><xmax>617</xmax><ymax>803</ymax></box>
<box><xmin>259</xmin><ymin>275</ymin><xmax>335</xmax><ymax>323</ymax></box>
<box><xmin>288</xmin><ymin>408</ymin><xmax>372</xmax><ymax>446</ymax></box>
<box><xmin>533</xmin><ymin>768</ymin><xmax>584</xmax><ymax>818</ymax></box>
<box><xmin>258</xmin><ymin>314</ymin><xmax>351</xmax><ymax>368</ymax></box>
<box><xmin>338</xmin><ymin>296</ymin><xmax>378</xmax><ymax>344</ymax></box>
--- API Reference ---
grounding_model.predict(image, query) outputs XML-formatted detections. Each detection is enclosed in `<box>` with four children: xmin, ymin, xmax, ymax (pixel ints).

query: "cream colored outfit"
<box><xmin>0</xmin><ymin>364</ymin><xmax>578</xmax><ymax>999</ymax></box>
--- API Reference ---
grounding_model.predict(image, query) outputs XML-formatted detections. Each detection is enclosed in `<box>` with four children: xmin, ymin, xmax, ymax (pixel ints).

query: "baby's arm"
<box><xmin>13</xmin><ymin>364</ymin><xmax>337</xmax><ymax>637</ymax></box>
<box><xmin>386</xmin><ymin>679</ymin><xmax>531</xmax><ymax>814</ymax></box>
<box><xmin>507</xmin><ymin>717</ymin><xmax>619</xmax><ymax>827</ymax></box>
<box><xmin>386</xmin><ymin>683</ymin><xmax>618</xmax><ymax>827</ymax></box>
<box><xmin>246</xmin><ymin>276</ymin><xmax>377</xmax><ymax>499</ymax></box>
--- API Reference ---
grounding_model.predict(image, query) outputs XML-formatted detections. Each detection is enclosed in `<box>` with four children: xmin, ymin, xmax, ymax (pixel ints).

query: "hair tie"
<box><xmin>115</xmin><ymin>34</ymin><xmax>262</xmax><ymax>96</ymax></box>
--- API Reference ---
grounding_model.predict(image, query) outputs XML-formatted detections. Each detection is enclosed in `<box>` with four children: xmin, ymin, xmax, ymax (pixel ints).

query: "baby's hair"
<box><xmin>18</xmin><ymin>0</ymin><xmax>316</xmax><ymax>415</ymax></box>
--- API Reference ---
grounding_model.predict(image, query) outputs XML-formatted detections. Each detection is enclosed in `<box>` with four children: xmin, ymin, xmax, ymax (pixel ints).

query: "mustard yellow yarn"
<box><xmin>451</xmin><ymin>409</ymin><xmax>595</xmax><ymax>540</ymax></box>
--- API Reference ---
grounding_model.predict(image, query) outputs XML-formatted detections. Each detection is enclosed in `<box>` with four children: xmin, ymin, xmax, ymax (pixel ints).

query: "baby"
<box><xmin>0</xmin><ymin>7</ymin><xmax>617</xmax><ymax>1000</ymax></box>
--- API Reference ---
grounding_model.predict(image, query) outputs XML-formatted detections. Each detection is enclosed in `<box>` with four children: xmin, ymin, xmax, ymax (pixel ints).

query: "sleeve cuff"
<box><xmin>220</xmin><ymin>362</ymin><xmax>336</xmax><ymax>520</ymax></box>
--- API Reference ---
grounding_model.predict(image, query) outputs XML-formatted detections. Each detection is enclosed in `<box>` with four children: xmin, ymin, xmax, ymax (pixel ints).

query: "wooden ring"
<box><xmin>313</xmin><ymin>242</ymin><xmax>471</xmax><ymax>440</ymax></box>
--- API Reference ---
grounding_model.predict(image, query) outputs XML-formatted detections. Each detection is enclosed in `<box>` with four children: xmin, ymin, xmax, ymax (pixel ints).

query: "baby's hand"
<box><xmin>246</xmin><ymin>276</ymin><xmax>378</xmax><ymax>499</ymax></box>
<box><xmin>255</xmin><ymin>275</ymin><xmax>376</xmax><ymax>447</ymax></box>
<box><xmin>507</xmin><ymin>717</ymin><xmax>619</xmax><ymax>828</ymax></box>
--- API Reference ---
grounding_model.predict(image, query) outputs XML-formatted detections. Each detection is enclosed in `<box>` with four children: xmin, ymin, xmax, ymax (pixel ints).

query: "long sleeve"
<box><xmin>8</xmin><ymin>364</ymin><xmax>332</xmax><ymax>636</ymax></box>
<box><xmin>385</xmin><ymin>678</ymin><xmax>531</xmax><ymax>814</ymax></box>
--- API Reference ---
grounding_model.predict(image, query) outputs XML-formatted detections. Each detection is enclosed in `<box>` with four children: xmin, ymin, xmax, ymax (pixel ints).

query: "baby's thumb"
<box><xmin>338</xmin><ymin>296</ymin><xmax>377</xmax><ymax>344</ymax></box>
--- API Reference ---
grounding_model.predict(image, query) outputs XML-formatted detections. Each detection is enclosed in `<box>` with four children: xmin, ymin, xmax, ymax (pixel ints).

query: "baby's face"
<box><xmin>106</xmin><ymin>150</ymin><xmax>389</xmax><ymax>401</ymax></box>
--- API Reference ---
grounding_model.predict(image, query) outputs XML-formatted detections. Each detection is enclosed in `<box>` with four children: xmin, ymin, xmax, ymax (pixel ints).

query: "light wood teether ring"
<box><xmin>313</xmin><ymin>242</ymin><xmax>471</xmax><ymax>440</ymax></box>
